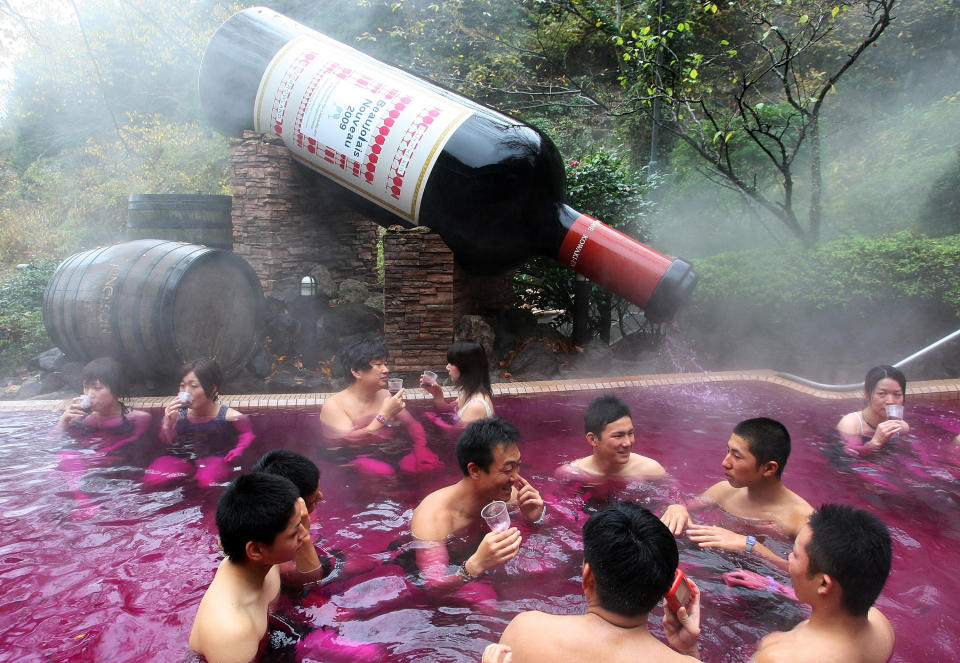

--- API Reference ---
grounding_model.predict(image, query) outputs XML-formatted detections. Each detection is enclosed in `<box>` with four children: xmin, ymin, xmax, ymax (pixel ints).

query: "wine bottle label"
<box><xmin>255</xmin><ymin>34</ymin><xmax>473</xmax><ymax>222</ymax></box>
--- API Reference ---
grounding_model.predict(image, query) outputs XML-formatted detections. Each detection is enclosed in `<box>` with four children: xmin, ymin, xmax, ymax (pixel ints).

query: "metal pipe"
<box><xmin>777</xmin><ymin>327</ymin><xmax>960</xmax><ymax>391</ymax></box>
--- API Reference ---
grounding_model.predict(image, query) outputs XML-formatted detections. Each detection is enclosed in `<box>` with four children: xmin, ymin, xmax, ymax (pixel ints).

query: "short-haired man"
<box><xmin>189</xmin><ymin>473</ymin><xmax>308</xmax><ymax>663</ymax></box>
<box><xmin>660</xmin><ymin>417</ymin><xmax>812</xmax><ymax>569</ymax></box>
<box><xmin>555</xmin><ymin>395</ymin><xmax>667</xmax><ymax>481</ymax></box>
<box><xmin>483</xmin><ymin>501</ymin><xmax>701</xmax><ymax>663</ymax></box>
<box><xmin>753</xmin><ymin>504</ymin><xmax>894</xmax><ymax>663</ymax></box>
<box><xmin>410</xmin><ymin>418</ymin><xmax>545</xmax><ymax>591</ymax></box>
<box><xmin>319</xmin><ymin>337</ymin><xmax>440</xmax><ymax>473</ymax></box>
<box><xmin>253</xmin><ymin>449</ymin><xmax>332</xmax><ymax>587</ymax></box>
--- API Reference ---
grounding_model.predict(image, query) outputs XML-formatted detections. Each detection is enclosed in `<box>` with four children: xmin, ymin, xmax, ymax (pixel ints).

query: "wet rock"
<box><xmin>455</xmin><ymin>315</ymin><xmax>496</xmax><ymax>363</ymax></box>
<box><xmin>509</xmin><ymin>340</ymin><xmax>560</xmax><ymax>380</ymax></box>
<box><xmin>225</xmin><ymin>375</ymin><xmax>266</xmax><ymax>395</ymax></box>
<box><xmin>338</xmin><ymin>279</ymin><xmax>370</xmax><ymax>304</ymax></box>
<box><xmin>15</xmin><ymin>379</ymin><xmax>44</xmax><ymax>400</ymax></box>
<box><xmin>364</xmin><ymin>293</ymin><xmax>384</xmax><ymax>312</ymax></box>
<box><xmin>494</xmin><ymin>309</ymin><xmax>539</xmax><ymax>357</ymax></box>
<box><xmin>30</xmin><ymin>348</ymin><xmax>67</xmax><ymax>372</ymax></box>
<box><xmin>41</xmin><ymin>371</ymin><xmax>65</xmax><ymax>393</ymax></box>
<box><xmin>265</xmin><ymin>369</ymin><xmax>306</xmax><ymax>393</ymax></box>
<box><xmin>321</xmin><ymin>303</ymin><xmax>383</xmax><ymax>338</ymax></box>
<box><xmin>304</xmin><ymin>373</ymin><xmax>335</xmax><ymax>392</ymax></box>
<box><xmin>264</xmin><ymin>313</ymin><xmax>300</xmax><ymax>357</ymax></box>
<box><xmin>247</xmin><ymin>348</ymin><xmax>274</xmax><ymax>378</ymax></box>
<box><xmin>568</xmin><ymin>339</ymin><xmax>614</xmax><ymax>377</ymax></box>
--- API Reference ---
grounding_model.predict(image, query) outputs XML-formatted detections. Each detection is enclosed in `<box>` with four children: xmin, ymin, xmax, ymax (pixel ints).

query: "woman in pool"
<box><xmin>836</xmin><ymin>365</ymin><xmax>910</xmax><ymax>454</ymax></box>
<box><xmin>146</xmin><ymin>358</ymin><xmax>254</xmax><ymax>487</ymax></box>
<box><xmin>57</xmin><ymin>357</ymin><xmax>151</xmax><ymax>518</ymax></box>
<box><xmin>420</xmin><ymin>340</ymin><xmax>495</xmax><ymax>428</ymax></box>
<box><xmin>58</xmin><ymin>356</ymin><xmax>151</xmax><ymax>452</ymax></box>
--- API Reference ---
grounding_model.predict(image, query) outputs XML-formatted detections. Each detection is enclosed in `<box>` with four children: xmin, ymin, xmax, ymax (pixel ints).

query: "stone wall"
<box><xmin>383</xmin><ymin>227</ymin><xmax>515</xmax><ymax>371</ymax></box>
<box><xmin>228</xmin><ymin>132</ymin><xmax>380</xmax><ymax>298</ymax></box>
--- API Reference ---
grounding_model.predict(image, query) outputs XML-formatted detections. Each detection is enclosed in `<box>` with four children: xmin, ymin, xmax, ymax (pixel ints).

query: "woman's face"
<box><xmin>446</xmin><ymin>362</ymin><xmax>461</xmax><ymax>385</ymax></box>
<box><xmin>83</xmin><ymin>380</ymin><xmax>117</xmax><ymax>413</ymax></box>
<box><xmin>866</xmin><ymin>377</ymin><xmax>904</xmax><ymax>418</ymax></box>
<box><xmin>179</xmin><ymin>371</ymin><xmax>212</xmax><ymax>409</ymax></box>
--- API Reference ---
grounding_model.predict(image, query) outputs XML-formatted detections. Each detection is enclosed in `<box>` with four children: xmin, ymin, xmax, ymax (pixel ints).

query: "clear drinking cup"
<box><xmin>78</xmin><ymin>395</ymin><xmax>93</xmax><ymax>411</ymax></box>
<box><xmin>481</xmin><ymin>500</ymin><xmax>511</xmax><ymax>532</ymax></box>
<box><xmin>421</xmin><ymin>371</ymin><xmax>438</xmax><ymax>387</ymax></box>
<box><xmin>178</xmin><ymin>391</ymin><xmax>194</xmax><ymax>407</ymax></box>
<box><xmin>885</xmin><ymin>404</ymin><xmax>903</xmax><ymax>419</ymax></box>
<box><xmin>387</xmin><ymin>378</ymin><xmax>403</xmax><ymax>394</ymax></box>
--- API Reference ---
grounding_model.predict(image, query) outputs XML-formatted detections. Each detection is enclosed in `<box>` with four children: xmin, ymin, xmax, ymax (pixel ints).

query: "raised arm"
<box><xmin>224</xmin><ymin>412</ymin><xmax>255</xmax><ymax>462</ymax></box>
<box><xmin>320</xmin><ymin>391</ymin><xmax>405</xmax><ymax>444</ymax></box>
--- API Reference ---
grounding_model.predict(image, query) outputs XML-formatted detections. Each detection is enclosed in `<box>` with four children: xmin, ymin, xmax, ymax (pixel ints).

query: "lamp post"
<box><xmin>300</xmin><ymin>275</ymin><xmax>317</xmax><ymax>368</ymax></box>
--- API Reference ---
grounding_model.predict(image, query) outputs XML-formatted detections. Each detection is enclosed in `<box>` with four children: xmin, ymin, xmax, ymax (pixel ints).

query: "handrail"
<box><xmin>777</xmin><ymin>327</ymin><xmax>960</xmax><ymax>392</ymax></box>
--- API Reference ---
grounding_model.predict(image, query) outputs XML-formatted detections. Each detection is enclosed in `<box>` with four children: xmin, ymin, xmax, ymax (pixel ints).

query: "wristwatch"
<box><xmin>745</xmin><ymin>535</ymin><xmax>757</xmax><ymax>553</ymax></box>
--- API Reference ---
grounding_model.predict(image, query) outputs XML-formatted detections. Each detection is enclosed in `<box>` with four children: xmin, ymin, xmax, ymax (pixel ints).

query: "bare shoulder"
<box><xmin>410</xmin><ymin>486</ymin><xmax>455</xmax><ymax>540</ymax></box>
<box><xmin>629</xmin><ymin>453</ymin><xmax>667</xmax><ymax>478</ymax></box>
<box><xmin>703</xmin><ymin>480</ymin><xmax>734</xmax><ymax>503</ymax></box>
<box><xmin>836</xmin><ymin>411</ymin><xmax>860</xmax><ymax>435</ymax></box>
<box><xmin>126</xmin><ymin>409</ymin><xmax>151</xmax><ymax>422</ymax></box>
<box><xmin>868</xmin><ymin>607</ymin><xmax>896</xmax><ymax>655</ymax></box>
<box><xmin>190</xmin><ymin>593</ymin><xmax>259</xmax><ymax>663</ymax></box>
<box><xmin>319</xmin><ymin>391</ymin><xmax>350</xmax><ymax>425</ymax></box>
<box><xmin>753</xmin><ymin>628</ymin><xmax>801</xmax><ymax>663</ymax></box>
<box><xmin>555</xmin><ymin>458</ymin><xmax>590</xmax><ymax>480</ymax></box>
<box><xmin>224</xmin><ymin>407</ymin><xmax>245</xmax><ymax>422</ymax></box>
<box><xmin>501</xmin><ymin>610</ymin><xmax>562</xmax><ymax>650</ymax></box>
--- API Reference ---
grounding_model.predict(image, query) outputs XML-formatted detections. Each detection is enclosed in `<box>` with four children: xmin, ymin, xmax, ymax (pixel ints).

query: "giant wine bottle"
<box><xmin>199</xmin><ymin>7</ymin><xmax>696</xmax><ymax>322</ymax></box>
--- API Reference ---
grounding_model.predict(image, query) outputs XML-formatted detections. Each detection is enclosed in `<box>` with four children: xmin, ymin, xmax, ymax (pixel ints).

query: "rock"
<box><xmin>312</xmin><ymin>265</ymin><xmax>337</xmax><ymax>299</ymax></box>
<box><xmin>338</xmin><ymin>279</ymin><xmax>370</xmax><ymax>304</ymax></box>
<box><xmin>15</xmin><ymin>379</ymin><xmax>44</xmax><ymax>400</ymax></box>
<box><xmin>321</xmin><ymin>303</ymin><xmax>383</xmax><ymax>339</ymax></box>
<box><xmin>263</xmin><ymin>296</ymin><xmax>286</xmax><ymax>323</ymax></box>
<box><xmin>509</xmin><ymin>340</ymin><xmax>560</xmax><ymax>380</ymax></box>
<box><xmin>494</xmin><ymin>308</ymin><xmax>539</xmax><ymax>357</ymax></box>
<box><xmin>265</xmin><ymin>369</ymin><xmax>306</xmax><ymax>393</ymax></box>
<box><xmin>364</xmin><ymin>293</ymin><xmax>384</xmax><ymax>312</ymax></box>
<box><xmin>304</xmin><ymin>373</ymin><xmax>335</xmax><ymax>392</ymax></box>
<box><xmin>40</xmin><ymin>371</ymin><xmax>65</xmax><ymax>393</ymax></box>
<box><xmin>30</xmin><ymin>348</ymin><xmax>67</xmax><ymax>372</ymax></box>
<box><xmin>36</xmin><ymin>389</ymin><xmax>76</xmax><ymax>401</ymax></box>
<box><xmin>224</xmin><ymin>375</ymin><xmax>266</xmax><ymax>395</ymax></box>
<box><xmin>568</xmin><ymin>339</ymin><xmax>614</xmax><ymax>377</ymax></box>
<box><xmin>454</xmin><ymin>315</ymin><xmax>496</xmax><ymax>363</ymax></box>
<box><xmin>247</xmin><ymin>348</ymin><xmax>275</xmax><ymax>378</ymax></box>
<box><xmin>264</xmin><ymin>313</ymin><xmax>301</xmax><ymax>357</ymax></box>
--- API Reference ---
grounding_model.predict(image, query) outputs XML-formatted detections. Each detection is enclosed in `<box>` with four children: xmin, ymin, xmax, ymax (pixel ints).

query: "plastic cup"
<box><xmin>422</xmin><ymin>371</ymin><xmax>438</xmax><ymax>387</ymax></box>
<box><xmin>178</xmin><ymin>391</ymin><xmax>194</xmax><ymax>407</ymax></box>
<box><xmin>885</xmin><ymin>404</ymin><xmax>903</xmax><ymax>419</ymax></box>
<box><xmin>481</xmin><ymin>500</ymin><xmax>511</xmax><ymax>532</ymax></box>
<box><xmin>78</xmin><ymin>395</ymin><xmax>93</xmax><ymax>411</ymax></box>
<box><xmin>387</xmin><ymin>378</ymin><xmax>403</xmax><ymax>393</ymax></box>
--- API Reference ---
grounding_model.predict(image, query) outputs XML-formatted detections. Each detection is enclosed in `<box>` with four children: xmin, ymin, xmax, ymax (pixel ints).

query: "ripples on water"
<box><xmin>1</xmin><ymin>382</ymin><xmax>958</xmax><ymax>662</ymax></box>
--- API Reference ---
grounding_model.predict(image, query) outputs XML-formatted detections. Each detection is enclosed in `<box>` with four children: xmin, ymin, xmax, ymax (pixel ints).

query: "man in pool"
<box><xmin>752</xmin><ymin>503</ymin><xmax>894</xmax><ymax>663</ymax></box>
<box><xmin>482</xmin><ymin>501</ymin><xmax>701</xmax><ymax>663</ymax></box>
<box><xmin>253</xmin><ymin>450</ymin><xmax>332</xmax><ymax>587</ymax></box>
<box><xmin>189</xmin><ymin>472</ymin><xmax>308</xmax><ymax>663</ymax></box>
<box><xmin>319</xmin><ymin>337</ymin><xmax>441</xmax><ymax>473</ymax></box>
<box><xmin>555</xmin><ymin>395</ymin><xmax>668</xmax><ymax>481</ymax></box>
<box><xmin>410</xmin><ymin>418</ymin><xmax>545</xmax><ymax>591</ymax></box>
<box><xmin>660</xmin><ymin>417</ymin><xmax>812</xmax><ymax>570</ymax></box>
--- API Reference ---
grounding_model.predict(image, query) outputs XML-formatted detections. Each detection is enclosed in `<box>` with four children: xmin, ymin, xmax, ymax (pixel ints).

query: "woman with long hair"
<box><xmin>421</xmin><ymin>340</ymin><xmax>495</xmax><ymax>427</ymax></box>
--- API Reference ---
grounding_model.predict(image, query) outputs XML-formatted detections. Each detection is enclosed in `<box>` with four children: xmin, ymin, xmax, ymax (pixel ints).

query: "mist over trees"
<box><xmin>0</xmin><ymin>0</ymin><xmax>958</xmax><ymax>371</ymax></box>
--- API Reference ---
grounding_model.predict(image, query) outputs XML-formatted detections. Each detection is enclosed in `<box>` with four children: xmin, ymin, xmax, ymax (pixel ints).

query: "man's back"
<box><xmin>753</xmin><ymin>607</ymin><xmax>894</xmax><ymax>663</ymax></box>
<box><xmin>500</xmin><ymin>611</ymin><xmax>698</xmax><ymax>663</ymax></box>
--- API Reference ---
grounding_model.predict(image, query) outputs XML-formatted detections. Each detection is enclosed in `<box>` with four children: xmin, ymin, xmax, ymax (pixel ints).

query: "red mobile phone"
<box><xmin>665</xmin><ymin>568</ymin><xmax>696</xmax><ymax>613</ymax></box>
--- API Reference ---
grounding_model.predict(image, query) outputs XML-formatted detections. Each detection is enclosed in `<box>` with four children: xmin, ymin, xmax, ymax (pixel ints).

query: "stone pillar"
<box><xmin>383</xmin><ymin>227</ymin><xmax>455</xmax><ymax>372</ymax></box>
<box><xmin>228</xmin><ymin>132</ymin><xmax>380</xmax><ymax>298</ymax></box>
<box><xmin>383</xmin><ymin>227</ymin><xmax>516</xmax><ymax>371</ymax></box>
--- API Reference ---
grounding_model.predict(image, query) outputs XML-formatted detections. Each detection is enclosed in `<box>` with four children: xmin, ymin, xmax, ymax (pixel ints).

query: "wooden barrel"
<box><xmin>127</xmin><ymin>194</ymin><xmax>233</xmax><ymax>250</ymax></box>
<box><xmin>43</xmin><ymin>240</ymin><xmax>264</xmax><ymax>378</ymax></box>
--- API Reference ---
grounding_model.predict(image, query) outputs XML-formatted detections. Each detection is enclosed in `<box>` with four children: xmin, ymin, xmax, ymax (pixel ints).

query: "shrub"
<box><xmin>0</xmin><ymin>260</ymin><xmax>58</xmax><ymax>370</ymax></box>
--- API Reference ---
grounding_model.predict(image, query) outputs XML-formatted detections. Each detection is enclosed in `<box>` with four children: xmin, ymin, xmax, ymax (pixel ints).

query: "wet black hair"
<box><xmin>732</xmin><ymin>417</ymin><xmax>790</xmax><ymax>479</ymax></box>
<box><xmin>447</xmin><ymin>340</ymin><xmax>491</xmax><ymax>400</ymax></box>
<box><xmin>340</xmin><ymin>337</ymin><xmax>388</xmax><ymax>381</ymax></box>
<box><xmin>81</xmin><ymin>357</ymin><xmax>128</xmax><ymax>401</ymax></box>
<box><xmin>253</xmin><ymin>449</ymin><xmax>320</xmax><ymax>500</ymax></box>
<box><xmin>584</xmin><ymin>395</ymin><xmax>632</xmax><ymax>436</ymax></box>
<box><xmin>864</xmin><ymin>365</ymin><xmax>907</xmax><ymax>400</ymax></box>
<box><xmin>178</xmin><ymin>357</ymin><xmax>223</xmax><ymax>402</ymax></box>
<box><xmin>806</xmin><ymin>504</ymin><xmax>892</xmax><ymax>616</ymax></box>
<box><xmin>456</xmin><ymin>417</ymin><xmax>520</xmax><ymax>476</ymax></box>
<box><xmin>583</xmin><ymin>501</ymin><xmax>678</xmax><ymax>616</ymax></box>
<box><xmin>216</xmin><ymin>472</ymin><xmax>300</xmax><ymax>562</ymax></box>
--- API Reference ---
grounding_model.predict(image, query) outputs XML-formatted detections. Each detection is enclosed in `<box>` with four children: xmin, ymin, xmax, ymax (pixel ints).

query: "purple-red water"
<box><xmin>1</xmin><ymin>382</ymin><xmax>959</xmax><ymax>662</ymax></box>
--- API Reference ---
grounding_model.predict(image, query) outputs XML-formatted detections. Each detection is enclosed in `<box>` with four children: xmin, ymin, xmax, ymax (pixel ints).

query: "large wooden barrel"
<box><xmin>127</xmin><ymin>194</ymin><xmax>233</xmax><ymax>250</ymax></box>
<box><xmin>43</xmin><ymin>240</ymin><xmax>264</xmax><ymax>378</ymax></box>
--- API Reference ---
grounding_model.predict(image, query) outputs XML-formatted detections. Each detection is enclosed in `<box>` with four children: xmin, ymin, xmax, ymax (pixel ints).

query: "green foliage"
<box><xmin>515</xmin><ymin>148</ymin><xmax>657</xmax><ymax>335</ymax></box>
<box><xmin>690</xmin><ymin>231</ymin><xmax>960</xmax><ymax>320</ymax></box>
<box><xmin>918</xmin><ymin>146</ymin><xmax>960</xmax><ymax>238</ymax></box>
<box><xmin>0</xmin><ymin>260</ymin><xmax>57</xmax><ymax>370</ymax></box>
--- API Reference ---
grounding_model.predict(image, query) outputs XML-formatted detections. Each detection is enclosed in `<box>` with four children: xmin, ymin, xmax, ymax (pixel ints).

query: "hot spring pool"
<box><xmin>1</xmin><ymin>379</ymin><xmax>958</xmax><ymax>662</ymax></box>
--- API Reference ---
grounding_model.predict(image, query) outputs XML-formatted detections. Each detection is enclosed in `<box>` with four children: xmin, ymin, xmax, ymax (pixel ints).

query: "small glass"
<box><xmin>421</xmin><ymin>370</ymin><xmax>438</xmax><ymax>387</ymax></box>
<box><xmin>78</xmin><ymin>395</ymin><xmax>93</xmax><ymax>411</ymax></box>
<box><xmin>885</xmin><ymin>404</ymin><xmax>903</xmax><ymax>419</ymax></box>
<box><xmin>178</xmin><ymin>391</ymin><xmax>194</xmax><ymax>407</ymax></box>
<box><xmin>387</xmin><ymin>378</ymin><xmax>403</xmax><ymax>394</ymax></box>
<box><xmin>481</xmin><ymin>500</ymin><xmax>511</xmax><ymax>532</ymax></box>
